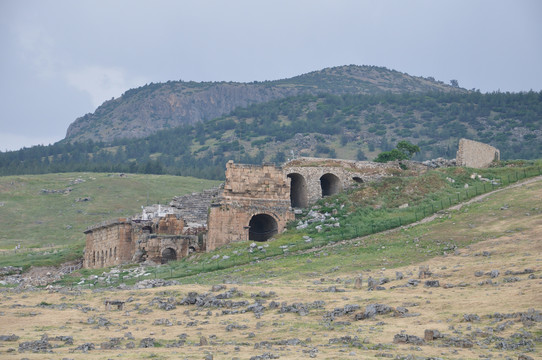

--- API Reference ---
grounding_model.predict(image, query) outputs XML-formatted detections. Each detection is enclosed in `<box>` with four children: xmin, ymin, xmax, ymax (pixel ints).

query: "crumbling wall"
<box><xmin>456</xmin><ymin>139</ymin><xmax>500</xmax><ymax>168</ymax></box>
<box><xmin>84</xmin><ymin>214</ymin><xmax>189</xmax><ymax>269</ymax></box>
<box><xmin>283</xmin><ymin>157</ymin><xmax>401</xmax><ymax>204</ymax></box>
<box><xmin>206</xmin><ymin>161</ymin><xmax>294</xmax><ymax>251</ymax></box>
<box><xmin>136</xmin><ymin>234</ymin><xmax>200</xmax><ymax>264</ymax></box>
<box><xmin>84</xmin><ymin>219</ymin><xmax>134</xmax><ymax>269</ymax></box>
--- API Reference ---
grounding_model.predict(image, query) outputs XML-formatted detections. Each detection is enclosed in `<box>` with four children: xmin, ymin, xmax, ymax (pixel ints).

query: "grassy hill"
<box><xmin>0</xmin><ymin>173</ymin><xmax>221</xmax><ymax>264</ymax></box>
<box><xmin>0</xmin><ymin>167</ymin><xmax>540</xmax><ymax>359</ymax></box>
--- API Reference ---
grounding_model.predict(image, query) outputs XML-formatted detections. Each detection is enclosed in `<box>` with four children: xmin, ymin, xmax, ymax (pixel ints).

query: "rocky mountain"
<box><xmin>65</xmin><ymin>65</ymin><xmax>465</xmax><ymax>142</ymax></box>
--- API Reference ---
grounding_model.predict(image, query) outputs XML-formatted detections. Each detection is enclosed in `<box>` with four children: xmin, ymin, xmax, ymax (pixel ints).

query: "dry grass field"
<box><xmin>0</xmin><ymin>181</ymin><xmax>541</xmax><ymax>359</ymax></box>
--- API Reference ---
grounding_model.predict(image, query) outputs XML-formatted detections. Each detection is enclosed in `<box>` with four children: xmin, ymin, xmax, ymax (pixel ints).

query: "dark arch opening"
<box><xmin>287</xmin><ymin>173</ymin><xmax>308</xmax><ymax>208</ymax></box>
<box><xmin>142</xmin><ymin>225</ymin><xmax>153</xmax><ymax>234</ymax></box>
<box><xmin>249</xmin><ymin>214</ymin><xmax>278</xmax><ymax>242</ymax></box>
<box><xmin>320</xmin><ymin>173</ymin><xmax>342</xmax><ymax>197</ymax></box>
<box><xmin>161</xmin><ymin>247</ymin><xmax>177</xmax><ymax>264</ymax></box>
<box><xmin>188</xmin><ymin>246</ymin><xmax>196</xmax><ymax>254</ymax></box>
<box><xmin>353</xmin><ymin>176</ymin><xmax>363</xmax><ymax>183</ymax></box>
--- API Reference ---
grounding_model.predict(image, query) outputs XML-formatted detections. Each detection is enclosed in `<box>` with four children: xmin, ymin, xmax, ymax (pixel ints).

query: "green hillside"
<box><xmin>2</xmin><ymin>91</ymin><xmax>541</xmax><ymax>179</ymax></box>
<box><xmin>0</xmin><ymin>173</ymin><xmax>221</xmax><ymax>252</ymax></box>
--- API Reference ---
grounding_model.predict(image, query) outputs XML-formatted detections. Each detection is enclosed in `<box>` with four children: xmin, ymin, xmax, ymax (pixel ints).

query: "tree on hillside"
<box><xmin>374</xmin><ymin>140</ymin><xmax>420</xmax><ymax>163</ymax></box>
<box><xmin>396</xmin><ymin>140</ymin><xmax>420</xmax><ymax>159</ymax></box>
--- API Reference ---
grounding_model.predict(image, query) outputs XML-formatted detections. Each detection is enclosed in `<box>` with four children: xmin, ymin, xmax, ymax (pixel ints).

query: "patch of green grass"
<box><xmin>0</xmin><ymin>172</ymin><xmax>220</xmax><ymax>266</ymax></box>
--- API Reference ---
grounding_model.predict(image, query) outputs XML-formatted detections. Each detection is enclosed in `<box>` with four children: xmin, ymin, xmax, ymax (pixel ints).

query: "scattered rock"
<box><xmin>74</xmin><ymin>342</ymin><xmax>95</xmax><ymax>352</ymax></box>
<box><xmin>0</xmin><ymin>334</ymin><xmax>19</xmax><ymax>341</ymax></box>
<box><xmin>355</xmin><ymin>304</ymin><xmax>392</xmax><ymax>320</ymax></box>
<box><xmin>424</xmin><ymin>329</ymin><xmax>442</xmax><ymax>341</ymax></box>
<box><xmin>139</xmin><ymin>338</ymin><xmax>155</xmax><ymax>348</ymax></box>
<box><xmin>393</xmin><ymin>333</ymin><xmax>425</xmax><ymax>345</ymax></box>
<box><xmin>463</xmin><ymin>313</ymin><xmax>480</xmax><ymax>322</ymax></box>
<box><xmin>424</xmin><ymin>280</ymin><xmax>440</xmax><ymax>287</ymax></box>
<box><xmin>18</xmin><ymin>335</ymin><xmax>52</xmax><ymax>353</ymax></box>
<box><xmin>250</xmin><ymin>353</ymin><xmax>280</xmax><ymax>360</ymax></box>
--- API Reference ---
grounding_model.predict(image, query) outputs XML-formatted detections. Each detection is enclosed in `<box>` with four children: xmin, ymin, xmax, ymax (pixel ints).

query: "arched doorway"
<box><xmin>287</xmin><ymin>173</ymin><xmax>308</xmax><ymax>208</ymax></box>
<box><xmin>161</xmin><ymin>247</ymin><xmax>177</xmax><ymax>264</ymax></box>
<box><xmin>320</xmin><ymin>173</ymin><xmax>342</xmax><ymax>196</ymax></box>
<box><xmin>248</xmin><ymin>214</ymin><xmax>278</xmax><ymax>242</ymax></box>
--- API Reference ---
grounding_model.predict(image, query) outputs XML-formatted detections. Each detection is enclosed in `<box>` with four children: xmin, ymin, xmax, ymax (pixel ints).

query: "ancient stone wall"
<box><xmin>84</xmin><ymin>219</ymin><xmax>134</xmax><ymax>269</ymax></box>
<box><xmin>85</xmin><ymin>157</ymin><xmax>405</xmax><ymax>268</ymax></box>
<box><xmin>135</xmin><ymin>234</ymin><xmax>200</xmax><ymax>264</ymax></box>
<box><xmin>84</xmin><ymin>215</ymin><xmax>188</xmax><ymax>269</ymax></box>
<box><xmin>283</xmin><ymin>157</ymin><xmax>401</xmax><ymax>205</ymax></box>
<box><xmin>206</xmin><ymin>161</ymin><xmax>294</xmax><ymax>251</ymax></box>
<box><xmin>456</xmin><ymin>139</ymin><xmax>500</xmax><ymax>168</ymax></box>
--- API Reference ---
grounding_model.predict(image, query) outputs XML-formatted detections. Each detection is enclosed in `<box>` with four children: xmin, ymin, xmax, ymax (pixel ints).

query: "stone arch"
<box><xmin>161</xmin><ymin>247</ymin><xmax>177</xmax><ymax>264</ymax></box>
<box><xmin>142</xmin><ymin>225</ymin><xmax>153</xmax><ymax>234</ymax></box>
<box><xmin>248</xmin><ymin>213</ymin><xmax>278</xmax><ymax>242</ymax></box>
<box><xmin>188</xmin><ymin>246</ymin><xmax>196</xmax><ymax>254</ymax></box>
<box><xmin>320</xmin><ymin>173</ymin><xmax>342</xmax><ymax>197</ymax></box>
<box><xmin>353</xmin><ymin>176</ymin><xmax>363</xmax><ymax>183</ymax></box>
<box><xmin>287</xmin><ymin>173</ymin><xmax>308</xmax><ymax>208</ymax></box>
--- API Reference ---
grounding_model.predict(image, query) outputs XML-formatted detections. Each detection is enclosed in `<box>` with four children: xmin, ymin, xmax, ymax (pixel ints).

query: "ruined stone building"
<box><xmin>84</xmin><ymin>139</ymin><xmax>500</xmax><ymax>269</ymax></box>
<box><xmin>84</xmin><ymin>206</ymin><xmax>203</xmax><ymax>269</ymax></box>
<box><xmin>82</xmin><ymin>157</ymin><xmax>406</xmax><ymax>268</ymax></box>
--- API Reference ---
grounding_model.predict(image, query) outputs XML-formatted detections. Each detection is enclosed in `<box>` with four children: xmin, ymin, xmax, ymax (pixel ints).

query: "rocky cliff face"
<box><xmin>65</xmin><ymin>65</ymin><xmax>464</xmax><ymax>143</ymax></box>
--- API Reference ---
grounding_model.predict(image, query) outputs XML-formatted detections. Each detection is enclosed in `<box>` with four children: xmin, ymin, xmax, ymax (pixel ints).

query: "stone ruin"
<box><xmin>84</xmin><ymin>139</ymin><xmax>499</xmax><ymax>269</ymax></box>
<box><xmin>456</xmin><ymin>138</ymin><xmax>500</xmax><ymax>168</ymax></box>
<box><xmin>84</xmin><ymin>157</ymin><xmax>400</xmax><ymax>268</ymax></box>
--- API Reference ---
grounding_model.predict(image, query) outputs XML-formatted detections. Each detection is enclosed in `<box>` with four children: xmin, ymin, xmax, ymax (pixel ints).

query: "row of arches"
<box><xmin>287</xmin><ymin>172</ymin><xmax>351</xmax><ymax>208</ymax></box>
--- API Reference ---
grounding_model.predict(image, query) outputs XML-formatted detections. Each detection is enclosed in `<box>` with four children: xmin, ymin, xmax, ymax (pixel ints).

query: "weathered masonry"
<box><xmin>283</xmin><ymin>157</ymin><xmax>400</xmax><ymax>206</ymax></box>
<box><xmin>83</xmin><ymin>140</ymin><xmax>499</xmax><ymax>269</ymax></box>
<box><xmin>83</xmin><ymin>213</ymin><xmax>201</xmax><ymax>269</ymax></box>
<box><xmin>206</xmin><ymin>161</ymin><xmax>294</xmax><ymax>251</ymax></box>
<box><xmin>456</xmin><ymin>138</ymin><xmax>500</xmax><ymax>168</ymax></box>
<box><xmin>206</xmin><ymin>158</ymin><xmax>401</xmax><ymax>251</ymax></box>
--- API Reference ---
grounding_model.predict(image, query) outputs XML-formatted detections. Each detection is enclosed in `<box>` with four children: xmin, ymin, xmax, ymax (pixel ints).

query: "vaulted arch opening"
<box><xmin>287</xmin><ymin>173</ymin><xmax>308</xmax><ymax>208</ymax></box>
<box><xmin>320</xmin><ymin>173</ymin><xmax>342</xmax><ymax>197</ymax></box>
<box><xmin>353</xmin><ymin>176</ymin><xmax>363</xmax><ymax>183</ymax></box>
<box><xmin>161</xmin><ymin>247</ymin><xmax>177</xmax><ymax>264</ymax></box>
<box><xmin>248</xmin><ymin>214</ymin><xmax>278</xmax><ymax>242</ymax></box>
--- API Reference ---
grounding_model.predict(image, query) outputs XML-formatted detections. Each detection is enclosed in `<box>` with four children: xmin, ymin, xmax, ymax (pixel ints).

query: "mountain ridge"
<box><xmin>65</xmin><ymin>65</ymin><xmax>466</xmax><ymax>143</ymax></box>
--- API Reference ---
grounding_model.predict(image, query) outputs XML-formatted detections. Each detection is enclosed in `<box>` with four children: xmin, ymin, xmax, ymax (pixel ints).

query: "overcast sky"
<box><xmin>1</xmin><ymin>0</ymin><xmax>541</xmax><ymax>151</ymax></box>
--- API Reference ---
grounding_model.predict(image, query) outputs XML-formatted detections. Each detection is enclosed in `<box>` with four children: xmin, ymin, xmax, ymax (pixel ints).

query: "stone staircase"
<box><xmin>169</xmin><ymin>187</ymin><xmax>221</xmax><ymax>226</ymax></box>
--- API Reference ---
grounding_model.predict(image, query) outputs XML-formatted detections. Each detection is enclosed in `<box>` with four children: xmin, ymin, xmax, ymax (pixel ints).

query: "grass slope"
<box><xmin>0</xmin><ymin>172</ymin><xmax>220</xmax><ymax>253</ymax></box>
<box><xmin>0</xmin><ymin>173</ymin><xmax>540</xmax><ymax>359</ymax></box>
